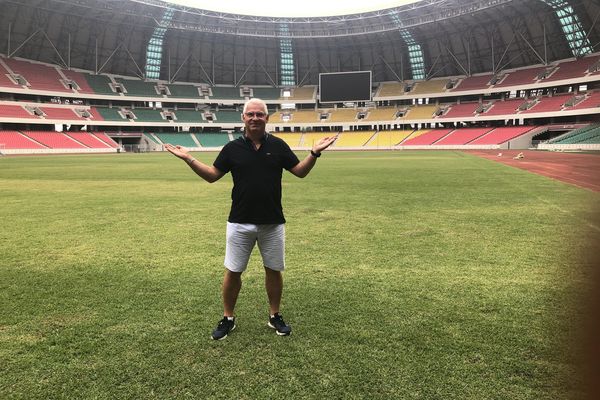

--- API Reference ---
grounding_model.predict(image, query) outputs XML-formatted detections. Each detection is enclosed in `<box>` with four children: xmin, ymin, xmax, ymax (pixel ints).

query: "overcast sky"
<box><xmin>163</xmin><ymin>0</ymin><xmax>417</xmax><ymax>18</ymax></box>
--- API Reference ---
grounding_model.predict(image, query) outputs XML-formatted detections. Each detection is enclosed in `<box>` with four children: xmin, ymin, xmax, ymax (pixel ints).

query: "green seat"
<box><xmin>95</xmin><ymin>107</ymin><xmax>124</xmax><ymax>121</ymax></box>
<box><xmin>84</xmin><ymin>74</ymin><xmax>114</xmax><ymax>95</ymax></box>
<box><xmin>155</xmin><ymin>133</ymin><xmax>197</xmax><ymax>147</ymax></box>
<box><xmin>115</xmin><ymin>78</ymin><xmax>158</xmax><ymax>97</ymax></box>
<box><xmin>168</xmin><ymin>84</ymin><xmax>202</xmax><ymax>98</ymax></box>
<box><xmin>132</xmin><ymin>109</ymin><xmax>164</xmax><ymax>122</ymax></box>
<box><xmin>143</xmin><ymin>133</ymin><xmax>161</xmax><ymax>144</ymax></box>
<box><xmin>175</xmin><ymin>110</ymin><xmax>205</xmax><ymax>123</ymax></box>
<box><xmin>551</xmin><ymin>124</ymin><xmax>599</xmax><ymax>143</ymax></box>
<box><xmin>252</xmin><ymin>87</ymin><xmax>280</xmax><ymax>100</ymax></box>
<box><xmin>195</xmin><ymin>133</ymin><xmax>231</xmax><ymax>147</ymax></box>
<box><xmin>210</xmin><ymin>87</ymin><xmax>242</xmax><ymax>100</ymax></box>
<box><xmin>213</xmin><ymin>110</ymin><xmax>241</xmax><ymax>123</ymax></box>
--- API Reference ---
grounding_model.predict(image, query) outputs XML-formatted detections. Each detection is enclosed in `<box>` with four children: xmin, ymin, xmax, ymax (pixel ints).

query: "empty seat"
<box><xmin>469</xmin><ymin>126</ymin><xmax>533</xmax><ymax>145</ymax></box>
<box><xmin>0</xmin><ymin>130</ymin><xmax>47</xmax><ymax>149</ymax></box>
<box><xmin>23</xmin><ymin>131</ymin><xmax>86</xmax><ymax>148</ymax></box>
<box><xmin>402</xmin><ymin>129</ymin><xmax>453</xmax><ymax>145</ymax></box>
<box><xmin>435</xmin><ymin>127</ymin><xmax>493</xmax><ymax>145</ymax></box>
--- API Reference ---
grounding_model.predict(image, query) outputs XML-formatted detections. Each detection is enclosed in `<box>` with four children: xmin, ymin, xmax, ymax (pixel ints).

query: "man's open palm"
<box><xmin>165</xmin><ymin>143</ymin><xmax>189</xmax><ymax>159</ymax></box>
<box><xmin>313</xmin><ymin>134</ymin><xmax>338</xmax><ymax>153</ymax></box>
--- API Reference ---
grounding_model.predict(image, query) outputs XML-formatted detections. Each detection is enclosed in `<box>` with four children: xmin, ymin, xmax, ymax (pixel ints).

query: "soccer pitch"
<box><xmin>1</xmin><ymin>151</ymin><xmax>597</xmax><ymax>399</ymax></box>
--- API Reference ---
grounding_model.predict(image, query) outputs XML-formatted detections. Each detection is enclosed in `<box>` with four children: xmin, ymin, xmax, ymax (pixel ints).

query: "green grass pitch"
<box><xmin>1</xmin><ymin>151</ymin><xmax>597</xmax><ymax>399</ymax></box>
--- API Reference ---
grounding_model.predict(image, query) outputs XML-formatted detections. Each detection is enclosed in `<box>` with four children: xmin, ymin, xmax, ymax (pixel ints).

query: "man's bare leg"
<box><xmin>264</xmin><ymin>267</ymin><xmax>283</xmax><ymax>315</ymax></box>
<box><xmin>223</xmin><ymin>269</ymin><xmax>242</xmax><ymax>317</ymax></box>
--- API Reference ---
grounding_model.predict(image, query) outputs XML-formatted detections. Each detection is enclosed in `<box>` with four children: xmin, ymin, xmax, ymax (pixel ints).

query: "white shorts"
<box><xmin>224</xmin><ymin>222</ymin><xmax>285</xmax><ymax>273</ymax></box>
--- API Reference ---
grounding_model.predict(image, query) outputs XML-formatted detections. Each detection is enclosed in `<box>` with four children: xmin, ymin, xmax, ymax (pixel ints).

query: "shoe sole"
<box><xmin>211</xmin><ymin>324</ymin><xmax>236</xmax><ymax>340</ymax></box>
<box><xmin>267</xmin><ymin>322</ymin><xmax>291</xmax><ymax>336</ymax></box>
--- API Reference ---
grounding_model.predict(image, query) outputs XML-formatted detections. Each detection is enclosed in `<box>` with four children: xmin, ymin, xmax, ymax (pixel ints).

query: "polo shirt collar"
<box><xmin>243</xmin><ymin>132</ymin><xmax>269</xmax><ymax>143</ymax></box>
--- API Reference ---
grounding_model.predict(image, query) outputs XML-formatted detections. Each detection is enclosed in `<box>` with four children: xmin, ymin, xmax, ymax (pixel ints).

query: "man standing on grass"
<box><xmin>165</xmin><ymin>98</ymin><xmax>337</xmax><ymax>340</ymax></box>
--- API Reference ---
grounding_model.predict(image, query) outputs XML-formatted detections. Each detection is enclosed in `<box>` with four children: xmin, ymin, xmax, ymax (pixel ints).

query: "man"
<box><xmin>165</xmin><ymin>98</ymin><xmax>337</xmax><ymax>340</ymax></box>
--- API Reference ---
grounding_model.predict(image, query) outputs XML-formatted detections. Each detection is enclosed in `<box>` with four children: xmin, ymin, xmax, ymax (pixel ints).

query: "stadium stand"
<box><xmin>402</xmin><ymin>128</ymin><xmax>453</xmax><ymax>145</ymax></box>
<box><xmin>483</xmin><ymin>98</ymin><xmax>527</xmax><ymax>116</ymax></box>
<box><xmin>0</xmin><ymin>130</ymin><xmax>47</xmax><ymax>149</ymax></box>
<box><xmin>167</xmin><ymin>84</ymin><xmax>202</xmax><ymax>98</ymax></box>
<box><xmin>83</xmin><ymin>74</ymin><xmax>115</xmax><ymax>95</ymax></box>
<box><xmin>494</xmin><ymin>66</ymin><xmax>546</xmax><ymax>88</ymax></box>
<box><xmin>363</xmin><ymin>107</ymin><xmax>398</xmax><ymax>121</ymax></box>
<box><xmin>284</xmin><ymin>86</ymin><xmax>316</xmax><ymax>100</ymax></box>
<box><xmin>0</xmin><ymin>61</ymin><xmax>18</xmax><ymax>87</ymax></box>
<box><xmin>93</xmin><ymin>133</ymin><xmax>120</xmax><ymax>148</ymax></box>
<box><xmin>333</xmin><ymin>131</ymin><xmax>375</xmax><ymax>147</ymax></box>
<box><xmin>435</xmin><ymin>127</ymin><xmax>493</xmax><ymax>145</ymax></box>
<box><xmin>2</xmin><ymin>58</ymin><xmax>70</xmax><ymax>92</ymax></box>
<box><xmin>302</xmin><ymin>132</ymin><xmax>335</xmax><ymax>147</ymax></box>
<box><xmin>173</xmin><ymin>109</ymin><xmax>205</xmax><ymax>122</ymax></box>
<box><xmin>213</xmin><ymin>110</ymin><xmax>241</xmax><ymax>123</ymax></box>
<box><xmin>61</xmin><ymin>69</ymin><xmax>96</xmax><ymax>94</ymax></box>
<box><xmin>273</xmin><ymin>133</ymin><xmax>303</xmax><ymax>147</ymax></box>
<box><xmin>377</xmin><ymin>82</ymin><xmax>405</xmax><ymax>97</ymax></box>
<box><xmin>268</xmin><ymin>111</ymin><xmax>288</xmax><ymax>123</ymax></box>
<box><xmin>195</xmin><ymin>133</ymin><xmax>230</xmax><ymax>147</ymax></box>
<box><xmin>440</xmin><ymin>102</ymin><xmax>483</xmax><ymax>118</ymax></box>
<box><xmin>410</xmin><ymin>79</ymin><xmax>450</xmax><ymax>95</ymax></box>
<box><xmin>0</xmin><ymin>51</ymin><xmax>598</xmax><ymax>153</ymax></box>
<box><xmin>40</xmin><ymin>107</ymin><xmax>83</xmax><ymax>120</ymax></box>
<box><xmin>86</xmin><ymin>108</ymin><xmax>105</xmax><ymax>121</ymax></box>
<box><xmin>65</xmin><ymin>132</ymin><xmax>113</xmax><ymax>148</ymax></box>
<box><xmin>131</xmin><ymin>109</ymin><xmax>165</xmax><ymax>122</ymax></box>
<box><xmin>548</xmin><ymin>124</ymin><xmax>600</xmax><ymax>144</ymax></box>
<box><xmin>251</xmin><ymin>87</ymin><xmax>280</xmax><ymax>100</ymax></box>
<box><xmin>569</xmin><ymin>91</ymin><xmax>600</xmax><ymax>110</ymax></box>
<box><xmin>155</xmin><ymin>133</ymin><xmax>197</xmax><ymax>147</ymax></box>
<box><xmin>115</xmin><ymin>78</ymin><xmax>159</xmax><ymax>97</ymax></box>
<box><xmin>451</xmin><ymin>74</ymin><xmax>493</xmax><ymax>91</ymax></box>
<box><xmin>365</xmin><ymin>130</ymin><xmax>413</xmax><ymax>147</ymax></box>
<box><xmin>327</xmin><ymin>108</ymin><xmax>359</xmax><ymax>123</ymax></box>
<box><xmin>0</xmin><ymin>104</ymin><xmax>37</xmax><ymax>119</ymax></box>
<box><xmin>287</xmin><ymin>110</ymin><xmax>320</xmax><ymax>123</ymax></box>
<box><xmin>544</xmin><ymin>55</ymin><xmax>600</xmax><ymax>82</ymax></box>
<box><xmin>23</xmin><ymin>131</ymin><xmax>86</xmax><ymax>148</ymax></box>
<box><xmin>469</xmin><ymin>126</ymin><xmax>534</xmax><ymax>145</ymax></box>
<box><xmin>210</xmin><ymin>87</ymin><xmax>242</xmax><ymax>99</ymax></box>
<box><xmin>521</xmin><ymin>93</ymin><xmax>573</xmax><ymax>113</ymax></box>
<box><xmin>399</xmin><ymin>105</ymin><xmax>437</xmax><ymax>120</ymax></box>
<box><xmin>94</xmin><ymin>107</ymin><xmax>125</xmax><ymax>121</ymax></box>
<box><xmin>144</xmin><ymin>133</ymin><xmax>162</xmax><ymax>144</ymax></box>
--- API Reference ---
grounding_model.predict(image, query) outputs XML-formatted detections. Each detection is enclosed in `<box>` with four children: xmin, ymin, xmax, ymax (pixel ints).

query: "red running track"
<box><xmin>467</xmin><ymin>150</ymin><xmax>600</xmax><ymax>192</ymax></box>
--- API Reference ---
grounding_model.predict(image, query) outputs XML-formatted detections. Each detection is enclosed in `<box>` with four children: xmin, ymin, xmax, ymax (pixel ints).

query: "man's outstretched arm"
<box><xmin>164</xmin><ymin>144</ymin><xmax>225</xmax><ymax>183</ymax></box>
<box><xmin>289</xmin><ymin>134</ymin><xmax>338</xmax><ymax>178</ymax></box>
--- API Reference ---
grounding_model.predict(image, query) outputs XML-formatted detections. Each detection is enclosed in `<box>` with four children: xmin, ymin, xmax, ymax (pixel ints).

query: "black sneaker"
<box><xmin>268</xmin><ymin>313</ymin><xmax>292</xmax><ymax>336</ymax></box>
<box><xmin>211</xmin><ymin>317</ymin><xmax>235</xmax><ymax>340</ymax></box>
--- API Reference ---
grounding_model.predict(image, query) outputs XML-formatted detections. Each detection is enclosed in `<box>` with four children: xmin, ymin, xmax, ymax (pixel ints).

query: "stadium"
<box><xmin>1</xmin><ymin>0</ymin><xmax>599</xmax><ymax>398</ymax></box>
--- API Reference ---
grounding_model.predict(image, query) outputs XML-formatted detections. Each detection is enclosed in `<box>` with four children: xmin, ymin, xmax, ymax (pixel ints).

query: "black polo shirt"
<box><xmin>213</xmin><ymin>134</ymin><xmax>300</xmax><ymax>224</ymax></box>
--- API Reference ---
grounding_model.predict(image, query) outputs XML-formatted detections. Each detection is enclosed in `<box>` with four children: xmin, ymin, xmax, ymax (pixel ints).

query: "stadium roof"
<box><xmin>0</xmin><ymin>0</ymin><xmax>598</xmax><ymax>86</ymax></box>
<box><xmin>162</xmin><ymin>0</ymin><xmax>420</xmax><ymax>18</ymax></box>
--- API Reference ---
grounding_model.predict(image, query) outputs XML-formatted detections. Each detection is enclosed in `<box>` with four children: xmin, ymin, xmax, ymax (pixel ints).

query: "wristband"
<box><xmin>186</xmin><ymin>157</ymin><xmax>196</xmax><ymax>165</ymax></box>
<box><xmin>310</xmin><ymin>150</ymin><xmax>321</xmax><ymax>158</ymax></box>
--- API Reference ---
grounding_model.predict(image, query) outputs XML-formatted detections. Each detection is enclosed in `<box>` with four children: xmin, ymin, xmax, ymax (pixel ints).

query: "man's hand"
<box><xmin>164</xmin><ymin>143</ymin><xmax>224</xmax><ymax>183</ymax></box>
<box><xmin>164</xmin><ymin>143</ymin><xmax>190</xmax><ymax>160</ymax></box>
<box><xmin>312</xmin><ymin>134</ymin><xmax>339</xmax><ymax>154</ymax></box>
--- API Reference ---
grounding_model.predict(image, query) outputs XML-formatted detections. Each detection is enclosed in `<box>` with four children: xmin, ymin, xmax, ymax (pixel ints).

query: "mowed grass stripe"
<box><xmin>0</xmin><ymin>151</ymin><xmax>597</xmax><ymax>399</ymax></box>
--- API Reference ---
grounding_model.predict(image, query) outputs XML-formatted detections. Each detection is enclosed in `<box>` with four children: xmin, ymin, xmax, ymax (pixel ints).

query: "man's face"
<box><xmin>242</xmin><ymin>103</ymin><xmax>269</xmax><ymax>135</ymax></box>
